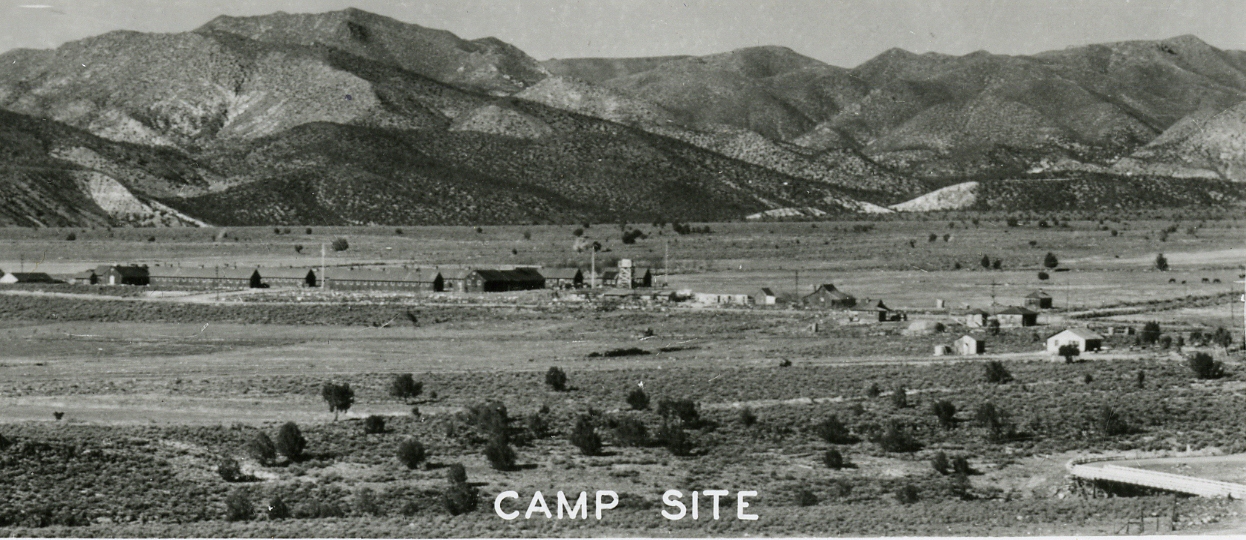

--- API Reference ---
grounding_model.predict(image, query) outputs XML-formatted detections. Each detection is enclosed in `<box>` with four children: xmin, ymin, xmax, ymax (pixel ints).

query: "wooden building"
<box><xmin>68</xmin><ymin>269</ymin><xmax>99</xmax><ymax>285</ymax></box>
<box><xmin>802</xmin><ymin>284</ymin><xmax>856</xmax><ymax>309</ymax></box>
<box><xmin>956</xmin><ymin>335</ymin><xmax>985</xmax><ymax>355</ymax></box>
<box><xmin>996</xmin><ymin>306</ymin><xmax>1039</xmax><ymax>327</ymax></box>
<box><xmin>1046</xmin><ymin>328</ymin><xmax>1104</xmax><ymax>354</ymax></box>
<box><xmin>96</xmin><ymin>265</ymin><xmax>150</xmax><ymax>286</ymax></box>
<box><xmin>850</xmin><ymin>299</ymin><xmax>893</xmax><ymax>322</ymax></box>
<box><xmin>541</xmin><ymin>268</ymin><xmax>584</xmax><ymax>289</ymax></box>
<box><xmin>325</xmin><ymin>268</ymin><xmax>443</xmax><ymax>292</ymax></box>
<box><xmin>0</xmin><ymin>272</ymin><xmax>60</xmax><ymax>284</ymax></box>
<box><xmin>464</xmin><ymin>268</ymin><xmax>545</xmax><ymax>292</ymax></box>
<box><xmin>964</xmin><ymin>309</ymin><xmax>990</xmax><ymax>328</ymax></box>
<box><xmin>1025</xmin><ymin>290</ymin><xmax>1053</xmax><ymax>309</ymax></box>
<box><xmin>148</xmin><ymin>267</ymin><xmax>260</xmax><ymax>289</ymax></box>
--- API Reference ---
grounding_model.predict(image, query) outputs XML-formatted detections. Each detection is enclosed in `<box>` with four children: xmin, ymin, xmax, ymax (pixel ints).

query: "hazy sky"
<box><xmin>2</xmin><ymin>0</ymin><xmax>1244</xmax><ymax>67</ymax></box>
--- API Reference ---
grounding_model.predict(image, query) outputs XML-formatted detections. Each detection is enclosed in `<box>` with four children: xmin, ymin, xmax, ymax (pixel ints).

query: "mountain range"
<box><xmin>0</xmin><ymin>8</ymin><xmax>1243</xmax><ymax>227</ymax></box>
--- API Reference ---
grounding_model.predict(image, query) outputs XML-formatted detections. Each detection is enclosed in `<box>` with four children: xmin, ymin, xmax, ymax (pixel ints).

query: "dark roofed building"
<box><xmin>325</xmin><ymin>268</ymin><xmax>443</xmax><ymax>292</ymax></box>
<box><xmin>96</xmin><ymin>265</ymin><xmax>150</xmax><ymax>286</ymax></box>
<box><xmin>997</xmin><ymin>306</ymin><xmax>1039</xmax><ymax>327</ymax></box>
<box><xmin>541</xmin><ymin>268</ymin><xmax>584</xmax><ymax>289</ymax></box>
<box><xmin>0</xmin><ymin>272</ymin><xmax>60</xmax><ymax>284</ymax></box>
<box><xmin>1025</xmin><ymin>290</ymin><xmax>1053</xmax><ymax>309</ymax></box>
<box><xmin>464</xmin><ymin>268</ymin><xmax>545</xmax><ymax>292</ymax></box>
<box><xmin>851</xmin><ymin>298</ymin><xmax>892</xmax><ymax>322</ymax></box>
<box><xmin>148</xmin><ymin>267</ymin><xmax>259</xmax><ymax>289</ymax></box>
<box><xmin>802</xmin><ymin>284</ymin><xmax>856</xmax><ymax>309</ymax></box>
<box><xmin>68</xmin><ymin>269</ymin><xmax>99</xmax><ymax>285</ymax></box>
<box><xmin>631</xmin><ymin>267</ymin><xmax>653</xmax><ymax>288</ymax></box>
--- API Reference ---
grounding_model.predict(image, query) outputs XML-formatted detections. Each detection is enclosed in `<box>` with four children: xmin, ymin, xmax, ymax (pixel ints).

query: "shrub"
<box><xmin>658</xmin><ymin>421</ymin><xmax>693</xmax><ymax>456</ymax></box>
<box><xmin>295</xmin><ymin>500</ymin><xmax>345</xmax><ymax>519</ymax></box>
<box><xmin>866</xmin><ymin>382</ymin><xmax>881</xmax><ymax>398</ymax></box>
<box><xmin>1189</xmin><ymin>353</ymin><xmax>1225</xmax><ymax>380</ymax></box>
<box><xmin>1155</xmin><ymin>253</ymin><xmax>1169</xmax><ymax>271</ymax></box>
<box><xmin>467</xmin><ymin>401</ymin><xmax>510</xmax><ymax>441</ymax></box>
<box><xmin>657</xmin><ymin>397</ymin><xmax>699</xmax><ymax>423</ymax></box>
<box><xmin>65</xmin><ymin>233</ymin><xmax>76</xmax><ymax>241</ymax></box>
<box><xmin>1043</xmin><ymin>252</ymin><xmax>1059</xmax><ymax>269</ymax></box>
<box><xmin>980</xmin><ymin>255</ymin><xmax>991</xmax><ymax>269</ymax></box>
<box><xmin>932</xmin><ymin>451</ymin><xmax>950</xmax><ymax>475</ymax></box>
<box><xmin>355</xmin><ymin>488</ymin><xmax>382</xmax><ymax>516</ymax></box>
<box><xmin>526</xmin><ymin>413</ymin><xmax>551</xmax><ymax>439</ymax></box>
<box><xmin>814</xmin><ymin>415</ymin><xmax>857</xmax><ymax>444</ymax></box>
<box><xmin>331</xmin><ymin>238</ymin><xmax>349</xmax><ymax>252</ymax></box>
<box><xmin>1140</xmin><ymin>322</ymin><xmax>1162</xmax><ymax>346</ymax></box>
<box><xmin>890</xmin><ymin>385</ymin><xmax>908</xmax><ymax>408</ymax></box>
<box><xmin>895</xmin><ymin>484</ymin><xmax>920</xmax><ymax>505</ymax></box>
<box><xmin>875</xmin><ymin>420</ymin><xmax>922</xmax><ymax>452</ymax></box>
<box><xmin>389</xmin><ymin>374</ymin><xmax>422</xmax><ymax>402</ymax></box>
<box><xmin>626</xmin><ymin>387</ymin><xmax>649</xmax><ymax>410</ymax></box>
<box><xmin>951</xmin><ymin>456</ymin><xmax>972</xmax><ymax>476</ymax></box>
<box><xmin>267</xmin><ymin>495</ymin><xmax>290</xmax><ymax>520</ymax></box>
<box><xmin>364</xmin><ymin>415</ymin><xmax>386</xmax><ymax>435</ymax></box>
<box><xmin>322</xmin><ymin>382</ymin><xmax>355</xmax><ymax>421</ymax></box>
<box><xmin>246</xmin><ymin>432</ymin><xmax>277</xmax><ymax>466</ymax></box>
<box><xmin>276</xmin><ymin>422</ymin><xmax>306</xmax><ymax>461</ymax></box>
<box><xmin>974</xmin><ymin>403</ymin><xmax>1017</xmax><ymax>442</ymax></box>
<box><xmin>397</xmin><ymin>439</ymin><xmax>426</xmax><ymax>469</ymax></box>
<box><xmin>545</xmin><ymin>367</ymin><xmax>568</xmax><ymax>391</ymax></box>
<box><xmin>443</xmin><ymin>482</ymin><xmax>479</xmax><ymax>515</ymax></box>
<box><xmin>1096</xmin><ymin>406</ymin><xmax>1130</xmax><ymax>436</ymax></box>
<box><xmin>1038</xmin><ymin>271</ymin><xmax>1049</xmax><ymax>280</ymax></box>
<box><xmin>613</xmin><ymin>417</ymin><xmax>648</xmax><ymax>447</ymax></box>
<box><xmin>225</xmin><ymin>489</ymin><xmax>254</xmax><ymax>522</ymax></box>
<box><xmin>739</xmin><ymin>407</ymin><xmax>758</xmax><ymax>427</ymax></box>
<box><xmin>931</xmin><ymin>400</ymin><xmax>957</xmax><ymax>429</ymax></box>
<box><xmin>446</xmin><ymin>463</ymin><xmax>468</xmax><ymax>484</ymax></box>
<box><xmin>795</xmin><ymin>489</ymin><xmax>818</xmax><ymax>507</ymax></box>
<box><xmin>823</xmin><ymin>448</ymin><xmax>846</xmax><ymax>470</ymax></box>
<box><xmin>217</xmin><ymin>456</ymin><xmax>244</xmax><ymax>482</ymax></box>
<box><xmin>569</xmin><ymin>415</ymin><xmax>602</xmax><ymax>455</ymax></box>
<box><xmin>485</xmin><ymin>437</ymin><xmax>517</xmax><ymax>471</ymax></box>
<box><xmin>983</xmin><ymin>361</ymin><xmax>1013</xmax><ymax>383</ymax></box>
<box><xmin>1058</xmin><ymin>344</ymin><xmax>1080</xmax><ymax>363</ymax></box>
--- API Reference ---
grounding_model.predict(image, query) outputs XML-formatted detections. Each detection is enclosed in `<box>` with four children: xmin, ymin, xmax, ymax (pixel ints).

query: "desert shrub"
<box><xmin>890</xmin><ymin>385</ymin><xmax>908</xmax><ymax>408</ymax></box>
<box><xmin>656</xmin><ymin>397</ymin><xmax>699</xmax><ymax>423</ymax></box>
<box><xmin>823</xmin><ymin>448</ymin><xmax>846</xmax><ymax>470</ymax></box>
<box><xmin>569</xmin><ymin>415</ymin><xmax>601</xmax><ymax>456</ymax></box>
<box><xmin>1043</xmin><ymin>252</ymin><xmax>1059</xmax><ymax>269</ymax></box>
<box><xmin>0</xmin><ymin>433</ymin><xmax>9</xmax><ymax>451</ymax></box>
<box><xmin>526</xmin><ymin>413</ymin><xmax>551</xmax><ymax>439</ymax></box>
<box><xmin>397</xmin><ymin>439</ymin><xmax>426</xmax><ymax>469</ymax></box>
<box><xmin>739</xmin><ymin>407</ymin><xmax>758</xmax><ymax>426</ymax></box>
<box><xmin>446</xmin><ymin>463</ymin><xmax>468</xmax><ymax>484</ymax></box>
<box><xmin>814</xmin><ymin>415</ymin><xmax>857</xmax><ymax>444</ymax></box>
<box><xmin>866</xmin><ymin>382</ymin><xmax>881</xmax><ymax>398</ymax></box>
<box><xmin>276</xmin><ymin>422</ymin><xmax>306</xmax><ymax>461</ymax></box>
<box><xmin>1155</xmin><ymin>253</ymin><xmax>1168</xmax><ymax>271</ymax></box>
<box><xmin>322</xmin><ymin>382</ymin><xmax>355</xmax><ymax>421</ymax></box>
<box><xmin>225</xmin><ymin>489</ymin><xmax>254</xmax><ymax>522</ymax></box>
<box><xmin>217</xmin><ymin>456</ymin><xmax>244</xmax><ymax>482</ymax></box>
<box><xmin>895</xmin><ymin>484</ymin><xmax>920</xmax><ymax>505</ymax></box>
<box><xmin>267</xmin><ymin>495</ymin><xmax>290</xmax><ymax>520</ymax></box>
<box><xmin>467</xmin><ymin>401</ymin><xmax>510</xmax><ymax>441</ymax></box>
<box><xmin>931</xmin><ymin>400</ymin><xmax>958</xmax><ymax>429</ymax></box>
<box><xmin>932</xmin><ymin>451</ymin><xmax>950</xmax><ymax>475</ymax></box>
<box><xmin>1211</xmin><ymin>327</ymin><xmax>1234</xmax><ymax>348</ymax></box>
<box><xmin>442</xmin><ymin>482</ymin><xmax>479</xmax><ymax>516</ymax></box>
<box><xmin>1096</xmin><ymin>406</ymin><xmax>1130</xmax><ymax>437</ymax></box>
<box><xmin>613</xmin><ymin>417</ymin><xmax>648</xmax><ymax>447</ymax></box>
<box><xmin>795</xmin><ymin>489</ymin><xmax>818</xmax><ymax>507</ymax></box>
<box><xmin>355</xmin><ymin>488</ymin><xmax>382</xmax><ymax>516</ymax></box>
<box><xmin>626</xmin><ymin>387</ymin><xmax>649</xmax><ymax>410</ymax></box>
<box><xmin>294</xmin><ymin>500</ymin><xmax>345</xmax><ymax>519</ymax></box>
<box><xmin>874</xmin><ymin>420</ymin><xmax>922</xmax><ymax>452</ymax></box>
<box><xmin>331</xmin><ymin>238</ymin><xmax>349</xmax><ymax>252</ymax></box>
<box><xmin>1188</xmin><ymin>352</ymin><xmax>1225</xmax><ymax>380</ymax></box>
<box><xmin>485</xmin><ymin>437</ymin><xmax>517</xmax><ymax>471</ymax></box>
<box><xmin>983</xmin><ymin>361</ymin><xmax>1013</xmax><ymax>383</ymax></box>
<box><xmin>974</xmin><ymin>403</ymin><xmax>1017</xmax><ymax>443</ymax></box>
<box><xmin>246</xmin><ymin>432</ymin><xmax>277</xmax><ymax>465</ymax></box>
<box><xmin>364</xmin><ymin>415</ymin><xmax>386</xmax><ymax>435</ymax></box>
<box><xmin>1038</xmin><ymin>271</ymin><xmax>1049</xmax><ymax>280</ymax></box>
<box><xmin>951</xmin><ymin>456</ymin><xmax>973</xmax><ymax>476</ymax></box>
<box><xmin>389</xmin><ymin>374</ymin><xmax>422</xmax><ymax>402</ymax></box>
<box><xmin>1083</xmin><ymin>373</ymin><xmax>1094</xmax><ymax>384</ymax></box>
<box><xmin>658</xmin><ymin>421</ymin><xmax>693</xmax><ymax>456</ymax></box>
<box><xmin>65</xmin><ymin>233</ymin><xmax>76</xmax><ymax>241</ymax></box>
<box><xmin>1140</xmin><ymin>322</ymin><xmax>1162</xmax><ymax>346</ymax></box>
<box><xmin>980</xmin><ymin>255</ymin><xmax>991</xmax><ymax>269</ymax></box>
<box><xmin>545</xmin><ymin>367</ymin><xmax>568</xmax><ymax>391</ymax></box>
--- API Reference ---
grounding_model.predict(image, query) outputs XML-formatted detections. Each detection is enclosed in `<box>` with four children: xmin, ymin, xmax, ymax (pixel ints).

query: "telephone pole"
<box><xmin>663</xmin><ymin>239</ymin><xmax>669</xmax><ymax>287</ymax></box>
<box><xmin>321</xmin><ymin>243</ymin><xmax>327</xmax><ymax>290</ymax></box>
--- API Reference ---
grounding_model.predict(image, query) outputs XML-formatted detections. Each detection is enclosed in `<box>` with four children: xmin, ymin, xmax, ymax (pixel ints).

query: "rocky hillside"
<box><xmin>1114</xmin><ymin>101</ymin><xmax>1246</xmax><ymax>181</ymax></box>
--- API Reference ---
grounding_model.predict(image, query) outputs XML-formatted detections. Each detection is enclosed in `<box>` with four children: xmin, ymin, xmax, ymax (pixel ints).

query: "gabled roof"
<box><xmin>470</xmin><ymin>268</ymin><xmax>545</xmax><ymax>283</ymax></box>
<box><xmin>808</xmin><ymin>284</ymin><xmax>854</xmax><ymax>300</ymax></box>
<box><xmin>259</xmin><ymin>268</ymin><xmax>317</xmax><ymax>280</ymax></box>
<box><xmin>957</xmin><ymin>334</ymin><xmax>980</xmax><ymax>342</ymax></box>
<box><xmin>856</xmin><ymin>299</ymin><xmax>889</xmax><ymax>311</ymax></box>
<box><xmin>1027</xmin><ymin>290</ymin><xmax>1052</xmax><ymax>299</ymax></box>
<box><xmin>97</xmin><ymin>265</ymin><xmax>149</xmax><ymax>278</ymax></box>
<box><xmin>70</xmin><ymin>270</ymin><xmax>97</xmax><ymax>279</ymax></box>
<box><xmin>148</xmin><ymin>267</ymin><xmax>257</xmax><ymax>280</ymax></box>
<box><xmin>966</xmin><ymin>308</ymin><xmax>990</xmax><ymax>315</ymax></box>
<box><xmin>2</xmin><ymin>272</ymin><xmax>58</xmax><ymax>283</ymax></box>
<box><xmin>327</xmin><ymin>268</ymin><xmax>441</xmax><ymax>282</ymax></box>
<box><xmin>758</xmin><ymin>287</ymin><xmax>776</xmax><ymax>296</ymax></box>
<box><xmin>1052</xmin><ymin>328</ymin><xmax>1104</xmax><ymax>341</ymax></box>
<box><xmin>998</xmin><ymin>306</ymin><xmax>1038</xmax><ymax>316</ymax></box>
<box><xmin>540</xmin><ymin>268</ymin><xmax>583</xmax><ymax>280</ymax></box>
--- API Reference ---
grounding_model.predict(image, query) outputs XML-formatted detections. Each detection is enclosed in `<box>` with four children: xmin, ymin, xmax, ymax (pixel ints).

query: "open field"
<box><xmin>1</xmin><ymin>220</ymin><xmax>1245</xmax><ymax>536</ymax></box>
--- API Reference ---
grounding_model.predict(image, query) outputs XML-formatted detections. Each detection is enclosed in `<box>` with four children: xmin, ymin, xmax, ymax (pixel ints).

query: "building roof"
<box><xmin>758</xmin><ymin>287</ymin><xmax>776</xmax><ymax>296</ymax></box>
<box><xmin>2</xmin><ymin>272</ymin><xmax>59</xmax><ymax>283</ymax></box>
<box><xmin>1027</xmin><ymin>290</ymin><xmax>1052</xmax><ymax>299</ymax></box>
<box><xmin>855</xmin><ymin>299</ymin><xmax>889</xmax><ymax>311</ymax></box>
<box><xmin>471</xmin><ymin>268</ymin><xmax>545</xmax><ymax>283</ymax></box>
<box><xmin>327</xmin><ymin>268</ymin><xmax>441</xmax><ymax>283</ymax></box>
<box><xmin>97</xmin><ymin>265</ymin><xmax>149</xmax><ymax>278</ymax></box>
<box><xmin>540</xmin><ymin>268</ymin><xmax>583</xmax><ymax>280</ymax></box>
<box><xmin>957</xmin><ymin>334</ymin><xmax>980</xmax><ymax>343</ymax></box>
<box><xmin>997</xmin><ymin>306</ymin><xmax>1038</xmax><ymax>316</ymax></box>
<box><xmin>966</xmin><ymin>308</ymin><xmax>990</xmax><ymax>315</ymax></box>
<box><xmin>70</xmin><ymin>270</ymin><xmax>97</xmax><ymax>279</ymax></box>
<box><xmin>1052</xmin><ymin>328</ymin><xmax>1104</xmax><ymax>341</ymax></box>
<box><xmin>148</xmin><ymin>267</ymin><xmax>258</xmax><ymax>280</ymax></box>
<box><xmin>258</xmin><ymin>268</ymin><xmax>317</xmax><ymax>280</ymax></box>
<box><xmin>808</xmin><ymin>284</ymin><xmax>855</xmax><ymax>300</ymax></box>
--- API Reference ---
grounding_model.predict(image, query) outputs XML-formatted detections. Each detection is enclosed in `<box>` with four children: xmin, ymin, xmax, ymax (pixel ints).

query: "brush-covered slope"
<box><xmin>1114</xmin><ymin>101</ymin><xmax>1246</xmax><ymax>181</ymax></box>
<box><xmin>542</xmin><ymin>56</ymin><xmax>690</xmax><ymax>84</ymax></box>
<box><xmin>197</xmin><ymin>8</ymin><xmax>548</xmax><ymax>95</ymax></box>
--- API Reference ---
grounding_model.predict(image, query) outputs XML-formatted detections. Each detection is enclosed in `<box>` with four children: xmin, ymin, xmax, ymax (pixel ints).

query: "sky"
<box><xmin>2</xmin><ymin>0</ymin><xmax>1244</xmax><ymax>67</ymax></box>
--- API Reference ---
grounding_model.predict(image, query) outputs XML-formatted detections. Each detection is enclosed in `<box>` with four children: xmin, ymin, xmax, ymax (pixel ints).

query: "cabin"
<box><xmin>1046</xmin><ymin>328</ymin><xmax>1104</xmax><ymax>354</ymax></box>
<box><xmin>754</xmin><ymin>288</ymin><xmax>800</xmax><ymax>305</ymax></box>
<box><xmin>996</xmin><ymin>306</ymin><xmax>1039</xmax><ymax>327</ymax></box>
<box><xmin>631</xmin><ymin>267</ymin><xmax>653</xmax><ymax>288</ymax></box>
<box><xmin>964</xmin><ymin>309</ymin><xmax>990</xmax><ymax>328</ymax></box>
<box><xmin>802</xmin><ymin>284</ymin><xmax>856</xmax><ymax>309</ymax></box>
<box><xmin>0</xmin><ymin>272</ymin><xmax>60</xmax><ymax>284</ymax></box>
<box><xmin>96</xmin><ymin>265</ymin><xmax>150</xmax><ymax>286</ymax></box>
<box><xmin>541</xmin><ymin>268</ymin><xmax>584</xmax><ymax>289</ymax></box>
<box><xmin>850</xmin><ymin>299</ymin><xmax>893</xmax><ymax>322</ymax></box>
<box><xmin>595</xmin><ymin>270</ymin><xmax>620</xmax><ymax>288</ymax></box>
<box><xmin>956</xmin><ymin>335</ymin><xmax>985</xmax><ymax>355</ymax></box>
<box><xmin>1025</xmin><ymin>290</ymin><xmax>1053</xmax><ymax>309</ymax></box>
<box><xmin>261</xmin><ymin>268</ymin><xmax>319</xmax><ymax>288</ymax></box>
<box><xmin>464</xmin><ymin>268</ymin><xmax>545</xmax><ymax>292</ymax></box>
<box><xmin>325</xmin><ymin>268</ymin><xmax>443</xmax><ymax>292</ymax></box>
<box><xmin>148</xmin><ymin>267</ymin><xmax>260</xmax><ymax>289</ymax></box>
<box><xmin>68</xmin><ymin>269</ymin><xmax>99</xmax><ymax>285</ymax></box>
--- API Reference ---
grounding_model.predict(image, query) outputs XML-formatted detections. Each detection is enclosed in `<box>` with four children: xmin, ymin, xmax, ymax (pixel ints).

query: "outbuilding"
<box><xmin>802</xmin><ymin>284</ymin><xmax>856</xmax><ymax>309</ymax></box>
<box><xmin>1025</xmin><ymin>290</ymin><xmax>1053</xmax><ymax>309</ymax></box>
<box><xmin>964</xmin><ymin>309</ymin><xmax>990</xmax><ymax>328</ymax></box>
<box><xmin>0</xmin><ymin>272</ymin><xmax>60</xmax><ymax>284</ymax></box>
<box><xmin>68</xmin><ymin>269</ymin><xmax>99</xmax><ymax>285</ymax></box>
<box><xmin>541</xmin><ymin>268</ymin><xmax>584</xmax><ymax>289</ymax></box>
<box><xmin>956</xmin><ymin>335</ymin><xmax>985</xmax><ymax>355</ymax></box>
<box><xmin>996</xmin><ymin>306</ymin><xmax>1039</xmax><ymax>327</ymax></box>
<box><xmin>464</xmin><ymin>268</ymin><xmax>545</xmax><ymax>292</ymax></box>
<box><xmin>96</xmin><ymin>265</ymin><xmax>150</xmax><ymax>286</ymax></box>
<box><xmin>851</xmin><ymin>298</ymin><xmax>892</xmax><ymax>322</ymax></box>
<box><xmin>1046</xmin><ymin>328</ymin><xmax>1104</xmax><ymax>354</ymax></box>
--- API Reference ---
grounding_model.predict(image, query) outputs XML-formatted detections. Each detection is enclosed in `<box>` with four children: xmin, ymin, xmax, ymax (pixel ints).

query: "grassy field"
<box><xmin>1</xmin><ymin>220</ymin><xmax>1245</xmax><ymax>536</ymax></box>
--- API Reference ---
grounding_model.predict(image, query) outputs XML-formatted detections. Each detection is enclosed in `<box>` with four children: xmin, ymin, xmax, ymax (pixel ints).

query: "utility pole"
<box><xmin>990</xmin><ymin>280</ymin><xmax>998</xmax><ymax>306</ymax></box>
<box><xmin>1239</xmin><ymin>278</ymin><xmax>1246</xmax><ymax>348</ymax></box>
<box><xmin>590</xmin><ymin>248</ymin><xmax>596</xmax><ymax>289</ymax></box>
<box><xmin>794</xmin><ymin>270</ymin><xmax>799</xmax><ymax>294</ymax></box>
<box><xmin>663</xmin><ymin>239</ymin><xmax>669</xmax><ymax>287</ymax></box>
<box><xmin>321</xmin><ymin>243</ymin><xmax>327</xmax><ymax>290</ymax></box>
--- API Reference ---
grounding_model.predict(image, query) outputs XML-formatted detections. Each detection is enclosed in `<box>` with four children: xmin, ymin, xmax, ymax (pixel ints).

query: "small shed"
<box><xmin>631</xmin><ymin>267</ymin><xmax>653</xmax><ymax>288</ymax></box>
<box><xmin>851</xmin><ymin>299</ymin><xmax>892</xmax><ymax>322</ymax></box>
<box><xmin>96</xmin><ymin>265</ymin><xmax>150</xmax><ymax>286</ymax></box>
<box><xmin>802</xmin><ymin>284</ymin><xmax>856</xmax><ymax>309</ymax></box>
<box><xmin>0</xmin><ymin>272</ymin><xmax>60</xmax><ymax>284</ymax></box>
<box><xmin>541</xmin><ymin>268</ymin><xmax>584</xmax><ymax>289</ymax></box>
<box><xmin>956</xmin><ymin>335</ymin><xmax>985</xmax><ymax>355</ymax></box>
<box><xmin>997</xmin><ymin>306</ymin><xmax>1038</xmax><ymax>327</ymax></box>
<box><xmin>68</xmin><ymin>269</ymin><xmax>99</xmax><ymax>285</ymax></box>
<box><xmin>964</xmin><ymin>309</ymin><xmax>990</xmax><ymax>328</ymax></box>
<box><xmin>1025</xmin><ymin>290</ymin><xmax>1053</xmax><ymax>309</ymax></box>
<box><xmin>1046</xmin><ymin>328</ymin><xmax>1104</xmax><ymax>354</ymax></box>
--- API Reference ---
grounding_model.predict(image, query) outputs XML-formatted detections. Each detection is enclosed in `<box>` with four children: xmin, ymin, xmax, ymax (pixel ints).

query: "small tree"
<box><xmin>397</xmin><ymin>439</ymin><xmax>426</xmax><ymax>469</ymax></box>
<box><xmin>331</xmin><ymin>238</ymin><xmax>349</xmax><ymax>252</ymax></box>
<box><xmin>987</xmin><ymin>318</ymin><xmax>1001</xmax><ymax>336</ymax></box>
<box><xmin>658</xmin><ymin>421</ymin><xmax>693</xmax><ymax>456</ymax></box>
<box><xmin>951</xmin><ymin>455</ymin><xmax>973</xmax><ymax>476</ymax></box>
<box><xmin>739</xmin><ymin>407</ymin><xmax>758</xmax><ymax>426</ymax></box>
<box><xmin>865</xmin><ymin>382</ymin><xmax>881</xmax><ymax>398</ymax></box>
<box><xmin>485</xmin><ymin>436</ymin><xmax>517</xmax><ymax>471</ymax></box>
<box><xmin>895</xmin><ymin>484</ymin><xmax>920</xmax><ymax>505</ymax></box>
<box><xmin>569</xmin><ymin>415</ymin><xmax>601</xmax><ymax>455</ymax></box>
<box><xmin>322</xmin><ymin>382</ymin><xmax>355</xmax><ymax>421</ymax></box>
<box><xmin>443</xmin><ymin>482</ymin><xmax>479</xmax><ymax>515</ymax></box>
<box><xmin>275</xmin><ymin>422</ymin><xmax>307</xmax><ymax>461</ymax></box>
<box><xmin>823</xmin><ymin>448</ymin><xmax>846</xmax><ymax>469</ymax></box>
<box><xmin>1043</xmin><ymin>252</ymin><xmax>1059</xmax><ymax>269</ymax></box>
<box><xmin>446</xmin><ymin>463</ymin><xmax>468</xmax><ymax>484</ymax></box>
<box><xmin>545</xmin><ymin>367</ymin><xmax>568</xmax><ymax>391</ymax></box>
<box><xmin>1140</xmin><ymin>322</ymin><xmax>1162</xmax><ymax>346</ymax></box>
<box><xmin>246</xmin><ymin>432</ymin><xmax>277</xmax><ymax>466</ymax></box>
<box><xmin>983</xmin><ymin>361</ymin><xmax>1013</xmax><ymax>383</ymax></box>
<box><xmin>1188</xmin><ymin>352</ymin><xmax>1225</xmax><ymax>380</ymax></box>
<box><xmin>931</xmin><ymin>451</ymin><xmax>950</xmax><ymax>475</ymax></box>
<box><xmin>656</xmin><ymin>398</ymin><xmax>700</xmax><ymax>423</ymax></box>
<box><xmin>389</xmin><ymin>374</ymin><xmax>422</xmax><ymax>403</ymax></box>
<box><xmin>217</xmin><ymin>456</ymin><xmax>244</xmax><ymax>482</ymax></box>
<box><xmin>1155</xmin><ymin>253</ymin><xmax>1169</xmax><ymax>271</ymax></box>
<box><xmin>980</xmin><ymin>255</ymin><xmax>991</xmax><ymax>269</ymax></box>
<box><xmin>1058</xmin><ymin>343</ymin><xmax>1080</xmax><ymax>363</ymax></box>
<box><xmin>626</xmin><ymin>387</ymin><xmax>649</xmax><ymax>410</ymax></box>
<box><xmin>613</xmin><ymin>417</ymin><xmax>648</xmax><ymax>447</ymax></box>
<box><xmin>875</xmin><ymin>420</ymin><xmax>922</xmax><ymax>452</ymax></box>
<box><xmin>890</xmin><ymin>385</ymin><xmax>908</xmax><ymax>409</ymax></box>
<box><xmin>364</xmin><ymin>415</ymin><xmax>386</xmax><ymax>435</ymax></box>
<box><xmin>65</xmin><ymin>232</ymin><xmax>76</xmax><ymax>241</ymax></box>
<box><xmin>225</xmin><ymin>489</ymin><xmax>254</xmax><ymax>522</ymax></box>
<box><xmin>267</xmin><ymin>495</ymin><xmax>291</xmax><ymax>520</ymax></box>
<box><xmin>975</xmin><ymin>403</ymin><xmax>1017</xmax><ymax>442</ymax></box>
<box><xmin>931</xmin><ymin>400</ymin><xmax>957</xmax><ymax>429</ymax></box>
<box><xmin>1096</xmin><ymin>406</ymin><xmax>1130</xmax><ymax>436</ymax></box>
<box><xmin>814</xmin><ymin>415</ymin><xmax>856</xmax><ymax>444</ymax></box>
